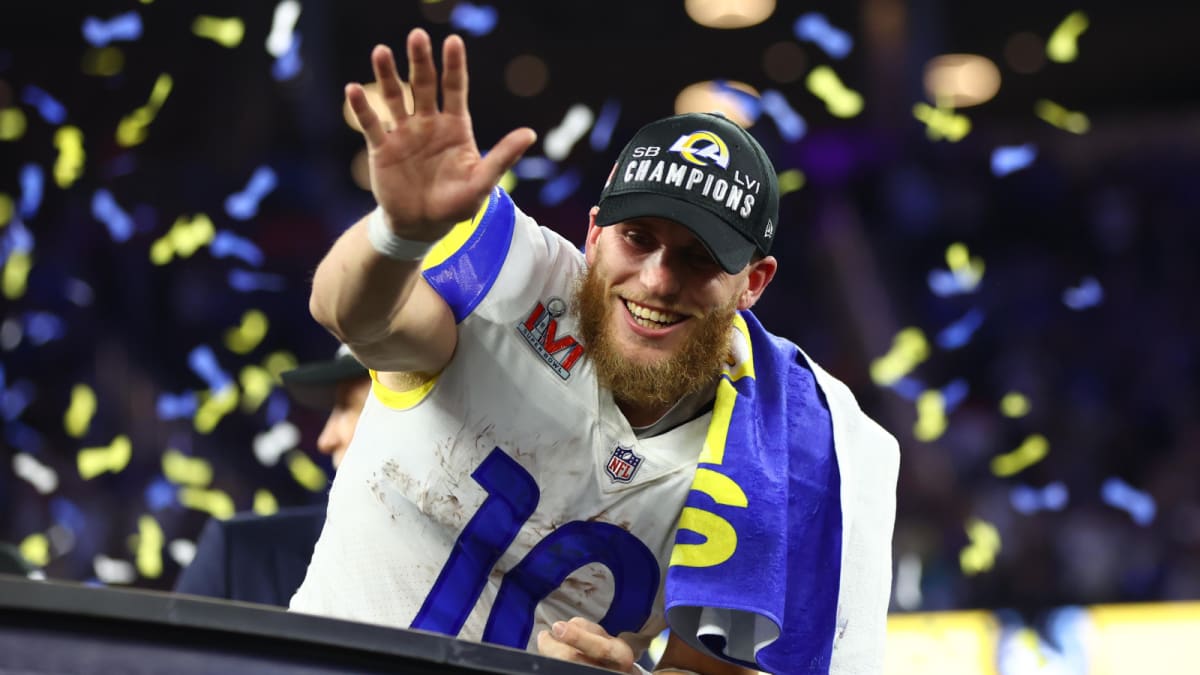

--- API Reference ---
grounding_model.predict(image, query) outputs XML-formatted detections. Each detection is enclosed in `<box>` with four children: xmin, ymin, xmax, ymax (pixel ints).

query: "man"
<box><xmin>173</xmin><ymin>345</ymin><xmax>370</xmax><ymax>606</ymax></box>
<box><xmin>290</xmin><ymin>29</ymin><xmax>898</xmax><ymax>675</ymax></box>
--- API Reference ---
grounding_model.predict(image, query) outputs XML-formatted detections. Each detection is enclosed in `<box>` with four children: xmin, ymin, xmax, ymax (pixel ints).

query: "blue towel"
<box><xmin>666</xmin><ymin>310</ymin><xmax>844</xmax><ymax>673</ymax></box>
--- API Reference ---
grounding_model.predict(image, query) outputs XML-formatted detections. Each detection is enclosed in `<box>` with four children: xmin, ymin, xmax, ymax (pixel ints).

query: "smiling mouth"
<box><xmin>623</xmin><ymin>298</ymin><xmax>686</xmax><ymax>330</ymax></box>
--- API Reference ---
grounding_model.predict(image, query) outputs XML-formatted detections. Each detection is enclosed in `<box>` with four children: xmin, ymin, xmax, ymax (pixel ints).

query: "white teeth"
<box><xmin>624</xmin><ymin>300</ymin><xmax>683</xmax><ymax>327</ymax></box>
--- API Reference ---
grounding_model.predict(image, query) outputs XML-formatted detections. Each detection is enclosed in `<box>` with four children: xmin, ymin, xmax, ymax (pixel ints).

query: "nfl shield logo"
<box><xmin>605</xmin><ymin>445</ymin><xmax>642</xmax><ymax>483</ymax></box>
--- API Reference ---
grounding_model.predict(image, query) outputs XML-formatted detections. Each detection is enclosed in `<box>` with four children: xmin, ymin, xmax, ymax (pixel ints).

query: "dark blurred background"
<box><xmin>1</xmin><ymin>0</ymin><xmax>1198</xmax><ymax>616</ymax></box>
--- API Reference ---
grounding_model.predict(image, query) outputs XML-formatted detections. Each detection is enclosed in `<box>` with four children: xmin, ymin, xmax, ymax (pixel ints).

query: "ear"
<box><xmin>737</xmin><ymin>255</ymin><xmax>778</xmax><ymax>310</ymax></box>
<box><xmin>585</xmin><ymin>206</ymin><xmax>603</xmax><ymax>265</ymax></box>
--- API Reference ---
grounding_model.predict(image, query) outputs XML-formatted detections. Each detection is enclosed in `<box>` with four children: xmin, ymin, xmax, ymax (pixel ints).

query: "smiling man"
<box><xmin>290</xmin><ymin>28</ymin><xmax>899</xmax><ymax>675</ymax></box>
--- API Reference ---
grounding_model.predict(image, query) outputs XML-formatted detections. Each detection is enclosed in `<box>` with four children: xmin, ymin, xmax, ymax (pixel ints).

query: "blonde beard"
<box><xmin>573</xmin><ymin>259</ymin><xmax>736</xmax><ymax>411</ymax></box>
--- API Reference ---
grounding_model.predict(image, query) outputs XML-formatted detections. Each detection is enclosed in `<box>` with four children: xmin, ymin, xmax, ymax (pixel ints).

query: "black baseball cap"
<box><xmin>280</xmin><ymin>343</ymin><xmax>369</xmax><ymax>410</ymax></box>
<box><xmin>596</xmin><ymin>111</ymin><xmax>780</xmax><ymax>274</ymax></box>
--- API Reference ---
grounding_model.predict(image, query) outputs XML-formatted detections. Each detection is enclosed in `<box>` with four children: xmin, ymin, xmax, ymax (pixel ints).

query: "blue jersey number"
<box><xmin>410</xmin><ymin>447</ymin><xmax>660</xmax><ymax>648</ymax></box>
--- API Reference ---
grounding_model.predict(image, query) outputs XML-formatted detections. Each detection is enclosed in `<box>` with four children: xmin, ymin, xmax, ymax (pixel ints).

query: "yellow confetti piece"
<box><xmin>1000</xmin><ymin>392</ymin><xmax>1031</xmax><ymax>418</ymax></box>
<box><xmin>19</xmin><ymin>533</ymin><xmax>50</xmax><ymax>567</ymax></box>
<box><xmin>192</xmin><ymin>16</ymin><xmax>245</xmax><ymax>48</ymax></box>
<box><xmin>991</xmin><ymin>433</ymin><xmax>1049</xmax><ymax>477</ymax></box>
<box><xmin>498</xmin><ymin>169</ymin><xmax>518</xmax><ymax>194</ymax></box>
<box><xmin>0</xmin><ymin>107</ymin><xmax>28</xmax><ymax>141</ymax></box>
<box><xmin>806</xmin><ymin>66</ymin><xmax>863</xmax><ymax>118</ymax></box>
<box><xmin>135</xmin><ymin>515</ymin><xmax>164</xmax><ymax>578</ymax></box>
<box><xmin>161</xmin><ymin>448</ymin><xmax>213</xmax><ymax>487</ymax></box>
<box><xmin>1046</xmin><ymin>11</ymin><xmax>1089</xmax><ymax>63</ymax></box>
<box><xmin>287</xmin><ymin>450</ymin><xmax>329</xmax><ymax>492</ymax></box>
<box><xmin>0</xmin><ymin>193</ymin><xmax>12</xmax><ymax>226</ymax></box>
<box><xmin>3</xmin><ymin>250</ymin><xmax>32</xmax><ymax>299</ymax></box>
<box><xmin>870</xmin><ymin>327</ymin><xmax>930</xmax><ymax>387</ymax></box>
<box><xmin>239</xmin><ymin>365</ymin><xmax>274</xmax><ymax>413</ymax></box>
<box><xmin>178</xmin><ymin>486</ymin><xmax>235</xmax><ymax>520</ymax></box>
<box><xmin>78</xmin><ymin>434</ymin><xmax>133</xmax><ymax>479</ymax></box>
<box><xmin>913</xmin><ymin>390</ymin><xmax>948</xmax><ymax>442</ymax></box>
<box><xmin>82</xmin><ymin>47</ymin><xmax>125</xmax><ymax>77</ymax></box>
<box><xmin>960</xmin><ymin>518</ymin><xmax>1001</xmax><ymax>576</ymax></box>
<box><xmin>194</xmin><ymin>385</ymin><xmax>238</xmax><ymax>434</ymax></box>
<box><xmin>913</xmin><ymin>103</ymin><xmax>971</xmax><ymax>142</ymax></box>
<box><xmin>253</xmin><ymin>489</ymin><xmax>278</xmax><ymax>516</ymax></box>
<box><xmin>1035</xmin><ymin>99</ymin><xmax>1089</xmax><ymax>134</ymax></box>
<box><xmin>150</xmin><ymin>213</ymin><xmax>216</xmax><ymax>265</ymax></box>
<box><xmin>945</xmin><ymin>242</ymin><xmax>985</xmax><ymax>289</ymax></box>
<box><xmin>63</xmin><ymin>383</ymin><xmax>98</xmax><ymax>438</ymax></box>
<box><xmin>263</xmin><ymin>350</ymin><xmax>298</xmax><ymax>381</ymax></box>
<box><xmin>224</xmin><ymin>309</ymin><xmax>268</xmax><ymax>355</ymax></box>
<box><xmin>116</xmin><ymin>73</ymin><xmax>173</xmax><ymax>147</ymax></box>
<box><xmin>778</xmin><ymin>169</ymin><xmax>806</xmax><ymax>195</ymax></box>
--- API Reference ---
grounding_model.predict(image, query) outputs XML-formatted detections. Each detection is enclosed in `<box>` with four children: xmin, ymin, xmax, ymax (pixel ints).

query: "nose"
<box><xmin>317</xmin><ymin>411</ymin><xmax>348</xmax><ymax>459</ymax></box>
<box><xmin>639</xmin><ymin>249</ymin><xmax>682</xmax><ymax>300</ymax></box>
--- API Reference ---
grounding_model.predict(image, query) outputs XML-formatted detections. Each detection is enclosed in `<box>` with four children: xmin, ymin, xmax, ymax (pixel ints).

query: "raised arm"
<box><xmin>310</xmin><ymin>28</ymin><xmax>536</xmax><ymax>375</ymax></box>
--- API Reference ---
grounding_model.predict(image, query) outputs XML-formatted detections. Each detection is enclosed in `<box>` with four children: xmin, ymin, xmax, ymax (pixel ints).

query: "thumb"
<box><xmin>474</xmin><ymin>127</ymin><xmax>538</xmax><ymax>191</ymax></box>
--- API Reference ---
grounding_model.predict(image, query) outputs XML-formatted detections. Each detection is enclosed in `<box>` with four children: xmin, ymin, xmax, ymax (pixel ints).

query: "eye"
<box><xmin>623</xmin><ymin>228</ymin><xmax>652</xmax><ymax>249</ymax></box>
<box><xmin>688</xmin><ymin>248</ymin><xmax>719</xmax><ymax>270</ymax></box>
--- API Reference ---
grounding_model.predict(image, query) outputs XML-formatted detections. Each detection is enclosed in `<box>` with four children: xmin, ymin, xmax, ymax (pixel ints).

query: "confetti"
<box><xmin>1101</xmin><ymin>477</ymin><xmax>1155</xmax><ymax>525</ymax></box>
<box><xmin>263</xmin><ymin>351</ymin><xmax>298</xmax><ymax>379</ymax></box>
<box><xmin>253</xmin><ymin>420</ymin><xmax>300</xmax><ymax>466</ymax></box>
<box><xmin>539</xmin><ymin>167</ymin><xmax>583</xmax><ymax>207</ymax></box>
<box><xmin>188</xmin><ymin>344</ymin><xmax>234</xmax><ymax>392</ymax></box>
<box><xmin>144</xmin><ymin>477</ymin><xmax>177</xmax><ymax>511</ymax></box>
<box><xmin>1035</xmin><ymin>99</ymin><xmax>1089</xmax><ymax>134</ymax></box>
<box><xmin>2</xmin><ymin>251</ymin><xmax>32</xmax><ymax>300</ymax></box>
<box><xmin>161</xmin><ymin>448</ymin><xmax>213</xmax><ymax>487</ymax></box>
<box><xmin>81</xmin><ymin>47</ymin><xmax>125</xmax><ymax>77</ymax></box>
<box><xmin>0</xmin><ymin>107</ymin><xmax>27</xmax><ymax>141</ymax></box>
<box><xmin>913</xmin><ymin>389</ymin><xmax>947</xmax><ymax>442</ymax></box>
<box><xmin>712</xmin><ymin>80</ymin><xmax>764</xmax><ymax>123</ymax></box>
<box><xmin>50</xmin><ymin>497</ymin><xmax>86</xmax><ymax>536</ymax></box>
<box><xmin>1046</xmin><ymin>11</ymin><xmax>1089</xmax><ymax>63</ymax></box>
<box><xmin>0</xmin><ymin>193</ymin><xmax>11</xmax><ymax>225</ymax></box>
<box><xmin>24</xmin><ymin>311</ymin><xmax>65</xmax><ymax>345</ymax></box>
<box><xmin>116</xmin><ymin>73</ymin><xmax>173</xmax><ymax>147</ymax></box>
<box><xmin>19</xmin><ymin>163</ymin><xmax>44</xmax><ymax>219</ymax></box>
<box><xmin>264</xmin><ymin>0</ymin><xmax>301</xmax><ymax>57</ymax></box>
<box><xmin>1</xmin><ymin>377</ymin><xmax>34</xmax><ymax>420</ymax></box>
<box><xmin>760</xmin><ymin>90</ymin><xmax>807</xmax><ymax>142</ymax></box>
<box><xmin>928</xmin><ymin>242</ymin><xmax>984</xmax><ymax>296</ymax></box>
<box><xmin>150</xmin><ymin>213</ymin><xmax>215</xmax><ymax>265</ymax></box>
<box><xmin>1062</xmin><ymin>275</ymin><xmax>1103</xmax><ymax>310</ymax></box>
<box><xmin>194</xmin><ymin>385</ymin><xmax>239</xmax><ymax>433</ymax></box>
<box><xmin>224</xmin><ymin>310</ymin><xmax>268</xmax><ymax>355</ymax></box>
<box><xmin>544</xmin><ymin>104</ymin><xmax>594</xmax><ymax>161</ymax></box>
<box><xmin>793</xmin><ymin>12</ymin><xmax>853</xmax><ymax>59</ymax></box>
<box><xmin>178</xmin><ymin>486</ymin><xmax>235</xmax><ymax>520</ymax></box>
<box><xmin>893</xmin><ymin>552</ymin><xmax>923</xmax><ymax>611</ymax></box>
<box><xmin>941</xmin><ymin>378</ymin><xmax>970</xmax><ymax>413</ymax></box>
<box><xmin>156</xmin><ymin>391</ymin><xmax>198</xmax><ymax>420</ymax></box>
<box><xmin>287</xmin><ymin>450</ymin><xmax>328</xmax><ymax>492</ymax></box>
<box><xmin>21</xmin><ymin>85</ymin><xmax>67</xmax><ymax>125</ymax></box>
<box><xmin>960</xmin><ymin>518</ymin><xmax>1001</xmax><ymax>575</ymax></box>
<box><xmin>20</xmin><ymin>533</ymin><xmax>50</xmax><ymax>567</ymax></box>
<box><xmin>225</xmin><ymin>166</ymin><xmax>278</xmax><ymax>221</ymax></box>
<box><xmin>93</xmin><ymin>554</ymin><xmax>136</xmax><ymax>584</ymax></box>
<box><xmin>92</xmin><ymin>189</ymin><xmax>134</xmax><ymax>242</ymax></box>
<box><xmin>228</xmin><ymin>268</ymin><xmax>286</xmax><ymax>292</ymax></box>
<box><xmin>991</xmin><ymin>144</ymin><xmax>1038</xmax><ymax>177</ymax></box>
<box><xmin>887</xmin><ymin>375</ymin><xmax>925</xmax><ymax>402</ymax></box>
<box><xmin>81</xmin><ymin>11</ymin><xmax>143</xmax><ymax>47</ymax></box>
<box><xmin>63</xmin><ymin>383</ymin><xmax>97</xmax><ymax>438</ymax></box>
<box><xmin>168</xmin><ymin>539</ymin><xmax>196</xmax><ymax>567</ymax></box>
<box><xmin>936</xmin><ymin>308</ymin><xmax>985</xmax><ymax>350</ymax></box>
<box><xmin>870</xmin><ymin>327</ymin><xmax>930</xmax><ymax>386</ymax></box>
<box><xmin>514</xmin><ymin>157</ymin><xmax>557</xmax><ymax>180</ymax></box>
<box><xmin>806</xmin><ymin>66</ymin><xmax>863</xmax><ymax>118</ymax></box>
<box><xmin>448</xmin><ymin>2</ymin><xmax>499</xmax><ymax>37</ymax></box>
<box><xmin>991</xmin><ymin>434</ymin><xmax>1049</xmax><ymax>477</ymax></box>
<box><xmin>78</xmin><ymin>434</ymin><xmax>133</xmax><ymax>479</ymax></box>
<box><xmin>239</xmin><ymin>365</ymin><xmax>274</xmax><ymax>413</ymax></box>
<box><xmin>1010</xmin><ymin>481</ymin><xmax>1068</xmax><ymax>514</ymax></box>
<box><xmin>1000</xmin><ymin>392</ymin><xmax>1031</xmax><ymax>418</ymax></box>
<box><xmin>777</xmin><ymin>169</ymin><xmax>806</xmax><ymax>195</ymax></box>
<box><xmin>588</xmin><ymin>99</ymin><xmax>621</xmax><ymax>152</ymax></box>
<box><xmin>253</xmin><ymin>488</ymin><xmax>278</xmax><ymax>516</ymax></box>
<box><xmin>134</xmin><ymin>514</ymin><xmax>164</xmax><ymax>578</ymax></box>
<box><xmin>264</xmin><ymin>389</ymin><xmax>290</xmax><ymax>425</ymax></box>
<box><xmin>192</xmin><ymin>16</ymin><xmax>245</xmax><ymax>48</ymax></box>
<box><xmin>271</xmin><ymin>34</ymin><xmax>303</xmax><ymax>81</ymax></box>
<box><xmin>210</xmin><ymin>231</ymin><xmax>264</xmax><ymax>266</ymax></box>
<box><xmin>913</xmin><ymin>102</ymin><xmax>971</xmax><ymax>142</ymax></box>
<box><xmin>13</xmin><ymin>453</ymin><xmax>58</xmax><ymax>494</ymax></box>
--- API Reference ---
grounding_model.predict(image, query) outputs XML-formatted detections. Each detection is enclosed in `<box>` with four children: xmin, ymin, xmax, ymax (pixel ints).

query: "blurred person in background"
<box><xmin>172</xmin><ymin>344</ymin><xmax>370</xmax><ymax>606</ymax></box>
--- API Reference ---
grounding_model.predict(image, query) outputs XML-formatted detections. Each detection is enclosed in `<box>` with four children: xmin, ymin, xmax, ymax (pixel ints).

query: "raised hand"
<box><xmin>537</xmin><ymin>617</ymin><xmax>637</xmax><ymax>673</ymax></box>
<box><xmin>344</xmin><ymin>28</ymin><xmax>536</xmax><ymax>242</ymax></box>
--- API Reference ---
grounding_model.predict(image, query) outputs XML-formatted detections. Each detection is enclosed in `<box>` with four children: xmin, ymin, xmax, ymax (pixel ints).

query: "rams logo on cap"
<box><xmin>668</xmin><ymin>131</ymin><xmax>730</xmax><ymax>169</ymax></box>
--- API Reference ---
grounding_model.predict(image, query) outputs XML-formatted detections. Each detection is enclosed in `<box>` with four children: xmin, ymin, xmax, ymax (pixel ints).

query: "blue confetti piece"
<box><xmin>449</xmin><ymin>2</ymin><xmax>498</xmax><ymax>36</ymax></box>
<box><xmin>228</xmin><ymin>269</ymin><xmax>286</xmax><ymax>292</ymax></box>
<box><xmin>1011</xmin><ymin>481</ymin><xmax>1069</xmax><ymax>515</ymax></box>
<box><xmin>211</xmin><ymin>231</ymin><xmax>265</xmax><ymax>266</ymax></box>
<box><xmin>539</xmin><ymin>167</ymin><xmax>583</xmax><ymax>207</ymax></box>
<box><xmin>64</xmin><ymin>278</ymin><xmax>95</xmax><ymax>307</ymax></box>
<box><xmin>1062</xmin><ymin>276</ymin><xmax>1103</xmax><ymax>310</ymax></box>
<box><xmin>81</xmin><ymin>11</ymin><xmax>143</xmax><ymax>48</ymax></box>
<box><xmin>20</xmin><ymin>85</ymin><xmax>67</xmax><ymax>125</ymax></box>
<box><xmin>187</xmin><ymin>345</ymin><xmax>234</xmax><ymax>392</ymax></box>
<box><xmin>1101</xmin><ymin>477</ymin><xmax>1155</xmax><ymax>525</ymax></box>
<box><xmin>19</xmin><ymin>164</ymin><xmax>44</xmax><ymax>220</ymax></box>
<box><xmin>589</xmin><ymin>99</ymin><xmax>621</xmax><ymax>152</ymax></box>
<box><xmin>24</xmin><ymin>312</ymin><xmax>65</xmax><ymax>346</ymax></box>
<box><xmin>940</xmin><ymin>378</ymin><xmax>970</xmax><ymax>413</ymax></box>
<box><xmin>1</xmin><ymin>379</ymin><xmax>35</xmax><ymax>421</ymax></box>
<box><xmin>51</xmin><ymin>497</ymin><xmax>88</xmax><ymax>534</ymax></box>
<box><xmin>156</xmin><ymin>391</ymin><xmax>198</xmax><ymax>420</ymax></box>
<box><xmin>5</xmin><ymin>420</ymin><xmax>44</xmax><ymax>453</ymax></box>
<box><xmin>990</xmin><ymin>143</ymin><xmax>1037</xmax><ymax>177</ymax></box>
<box><xmin>714</xmin><ymin>81</ymin><xmax>764</xmax><ymax>124</ymax></box>
<box><xmin>760</xmin><ymin>90</ymin><xmax>806</xmax><ymax>142</ymax></box>
<box><xmin>265</xmin><ymin>389</ymin><xmax>290</xmax><ymax>426</ymax></box>
<box><xmin>91</xmin><ymin>189</ymin><xmax>134</xmax><ymax>243</ymax></box>
<box><xmin>889</xmin><ymin>375</ymin><xmax>925</xmax><ymax>401</ymax></box>
<box><xmin>793</xmin><ymin>12</ymin><xmax>853</xmax><ymax>60</ymax></box>
<box><xmin>271</xmin><ymin>33</ymin><xmax>303</xmax><ymax>81</ymax></box>
<box><xmin>225</xmin><ymin>165</ymin><xmax>278</xmax><ymax>221</ymax></box>
<box><xmin>144</xmin><ymin>477</ymin><xmax>178</xmax><ymax>512</ymax></box>
<box><xmin>927</xmin><ymin>268</ymin><xmax>979</xmax><ymax>297</ymax></box>
<box><xmin>514</xmin><ymin>157</ymin><xmax>557</xmax><ymax>180</ymax></box>
<box><xmin>936</xmin><ymin>308</ymin><xmax>985</xmax><ymax>350</ymax></box>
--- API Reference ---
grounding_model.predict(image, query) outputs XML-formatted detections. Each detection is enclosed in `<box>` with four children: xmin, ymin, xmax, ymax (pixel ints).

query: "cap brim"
<box><xmin>596</xmin><ymin>193</ymin><xmax>757</xmax><ymax>274</ymax></box>
<box><xmin>280</xmin><ymin>355</ymin><xmax>368</xmax><ymax>410</ymax></box>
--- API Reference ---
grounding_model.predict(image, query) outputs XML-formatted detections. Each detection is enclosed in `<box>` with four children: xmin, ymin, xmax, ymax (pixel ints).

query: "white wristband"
<box><xmin>366</xmin><ymin>206</ymin><xmax>437</xmax><ymax>261</ymax></box>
